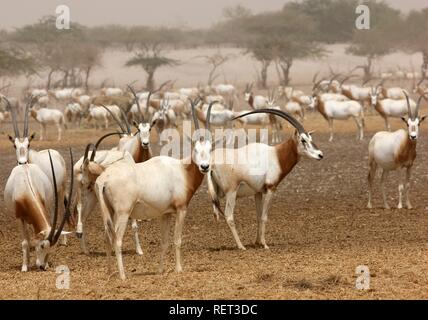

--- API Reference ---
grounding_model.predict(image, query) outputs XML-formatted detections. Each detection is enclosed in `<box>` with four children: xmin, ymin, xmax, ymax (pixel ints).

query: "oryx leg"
<box><xmin>255</xmin><ymin>192</ymin><xmax>263</xmax><ymax>245</ymax></box>
<box><xmin>398</xmin><ymin>169</ymin><xmax>405</xmax><ymax>209</ymax></box>
<box><xmin>384</xmin><ymin>117</ymin><xmax>391</xmax><ymax>131</ymax></box>
<box><xmin>104</xmin><ymin>117</ymin><xmax>109</xmax><ymax>129</ymax></box>
<box><xmin>114</xmin><ymin>214</ymin><xmax>129</xmax><ymax>280</ymax></box>
<box><xmin>225</xmin><ymin>190</ymin><xmax>245</xmax><ymax>250</ymax></box>
<box><xmin>40</xmin><ymin>124</ymin><xmax>45</xmax><ymax>141</ymax></box>
<box><xmin>57</xmin><ymin>123</ymin><xmax>62</xmax><ymax>141</ymax></box>
<box><xmin>367</xmin><ymin>160</ymin><xmax>377</xmax><ymax>209</ymax></box>
<box><xmin>381</xmin><ymin>169</ymin><xmax>390</xmax><ymax>209</ymax></box>
<box><xmin>21</xmin><ymin>220</ymin><xmax>30</xmax><ymax>272</ymax></box>
<box><xmin>131</xmin><ymin>219</ymin><xmax>143</xmax><ymax>256</ymax></box>
<box><xmin>258</xmin><ymin>189</ymin><xmax>274</xmax><ymax>249</ymax></box>
<box><xmin>159</xmin><ymin>214</ymin><xmax>172</xmax><ymax>273</ymax></box>
<box><xmin>174</xmin><ymin>209</ymin><xmax>187</xmax><ymax>273</ymax></box>
<box><xmin>405</xmin><ymin>167</ymin><xmax>413</xmax><ymax>209</ymax></box>
<box><xmin>328</xmin><ymin>119</ymin><xmax>334</xmax><ymax>142</ymax></box>
<box><xmin>77</xmin><ymin>190</ymin><xmax>98</xmax><ymax>254</ymax></box>
<box><xmin>353</xmin><ymin>117</ymin><xmax>363</xmax><ymax>140</ymax></box>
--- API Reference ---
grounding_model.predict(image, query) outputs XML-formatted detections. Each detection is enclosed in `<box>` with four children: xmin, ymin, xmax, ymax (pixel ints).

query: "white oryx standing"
<box><xmin>244</xmin><ymin>83</ymin><xmax>268</xmax><ymax>110</ymax></box>
<box><xmin>367</xmin><ymin>94</ymin><xmax>426</xmax><ymax>209</ymax></box>
<box><xmin>313</xmin><ymin>81</ymin><xmax>365</xmax><ymax>142</ymax></box>
<box><xmin>89</xmin><ymin>99</ymin><xmax>216</xmax><ymax>279</ymax></box>
<box><xmin>87</xmin><ymin>104</ymin><xmax>121</xmax><ymax>129</ymax></box>
<box><xmin>101</xmin><ymin>87</ymin><xmax>123</xmax><ymax>97</ymax></box>
<box><xmin>370</xmin><ymin>87</ymin><xmax>417</xmax><ymax>131</ymax></box>
<box><xmin>74</xmin><ymin>88</ymin><xmax>156</xmax><ymax>255</ymax></box>
<box><xmin>207</xmin><ymin>109</ymin><xmax>323</xmax><ymax>250</ymax></box>
<box><xmin>65</xmin><ymin>102</ymin><xmax>83</xmax><ymax>127</ymax></box>
<box><xmin>4</xmin><ymin>148</ymin><xmax>73</xmax><ymax>271</ymax></box>
<box><xmin>30</xmin><ymin>107</ymin><xmax>66</xmax><ymax>141</ymax></box>
<box><xmin>3</xmin><ymin>97</ymin><xmax>69</xmax><ymax>235</ymax></box>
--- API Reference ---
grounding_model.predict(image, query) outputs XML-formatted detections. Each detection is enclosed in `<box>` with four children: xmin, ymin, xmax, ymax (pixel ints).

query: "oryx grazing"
<box><xmin>207</xmin><ymin>109</ymin><xmax>323</xmax><ymax>250</ymax></box>
<box><xmin>3</xmin><ymin>97</ymin><xmax>69</xmax><ymax>238</ymax></box>
<box><xmin>313</xmin><ymin>81</ymin><xmax>365</xmax><ymax>142</ymax></box>
<box><xmin>367</xmin><ymin>93</ymin><xmax>426</xmax><ymax>210</ymax></box>
<box><xmin>4</xmin><ymin>149</ymin><xmax>73</xmax><ymax>271</ymax></box>
<box><xmin>89</xmin><ymin>100</ymin><xmax>217</xmax><ymax>279</ymax></box>
<box><xmin>75</xmin><ymin>89</ymin><xmax>154</xmax><ymax>255</ymax></box>
<box><xmin>30</xmin><ymin>106</ymin><xmax>66</xmax><ymax>141</ymax></box>
<box><xmin>65</xmin><ymin>102</ymin><xmax>83</xmax><ymax>127</ymax></box>
<box><xmin>244</xmin><ymin>83</ymin><xmax>269</xmax><ymax>109</ymax></box>
<box><xmin>370</xmin><ymin>87</ymin><xmax>417</xmax><ymax>131</ymax></box>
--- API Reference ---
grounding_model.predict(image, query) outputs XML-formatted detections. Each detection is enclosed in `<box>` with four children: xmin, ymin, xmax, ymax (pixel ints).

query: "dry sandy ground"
<box><xmin>0</xmin><ymin>105</ymin><xmax>427</xmax><ymax>299</ymax></box>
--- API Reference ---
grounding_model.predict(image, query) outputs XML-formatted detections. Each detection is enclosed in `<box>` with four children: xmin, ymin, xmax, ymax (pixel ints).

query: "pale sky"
<box><xmin>0</xmin><ymin>0</ymin><xmax>426</xmax><ymax>29</ymax></box>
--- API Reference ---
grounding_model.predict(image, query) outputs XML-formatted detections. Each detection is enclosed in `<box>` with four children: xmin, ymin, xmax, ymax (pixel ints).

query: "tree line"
<box><xmin>0</xmin><ymin>0</ymin><xmax>427</xmax><ymax>91</ymax></box>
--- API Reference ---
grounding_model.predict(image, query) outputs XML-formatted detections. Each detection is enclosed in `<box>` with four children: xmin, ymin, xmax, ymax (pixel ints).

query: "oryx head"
<box><xmin>36</xmin><ymin>149</ymin><xmax>74</xmax><ymax>270</ymax></box>
<box><xmin>402</xmin><ymin>92</ymin><xmax>426</xmax><ymax>141</ymax></box>
<box><xmin>244</xmin><ymin>83</ymin><xmax>253</xmax><ymax>102</ymax></box>
<box><xmin>233</xmin><ymin>109</ymin><xmax>324</xmax><ymax>160</ymax></box>
<box><xmin>3</xmin><ymin>96</ymin><xmax>36</xmax><ymax>165</ymax></box>
<box><xmin>190</xmin><ymin>98</ymin><xmax>217</xmax><ymax>173</ymax></box>
<box><xmin>370</xmin><ymin>86</ymin><xmax>381</xmax><ymax>106</ymax></box>
<box><xmin>129</xmin><ymin>85</ymin><xmax>154</xmax><ymax>149</ymax></box>
<box><xmin>266</xmin><ymin>89</ymin><xmax>277</xmax><ymax>108</ymax></box>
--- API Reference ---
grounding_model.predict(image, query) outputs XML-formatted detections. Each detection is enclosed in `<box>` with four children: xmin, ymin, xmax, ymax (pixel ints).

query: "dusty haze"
<box><xmin>0</xmin><ymin>0</ymin><xmax>427</xmax><ymax>29</ymax></box>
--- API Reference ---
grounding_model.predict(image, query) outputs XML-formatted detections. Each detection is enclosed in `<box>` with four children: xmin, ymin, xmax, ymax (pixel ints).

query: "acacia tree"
<box><xmin>346</xmin><ymin>1</ymin><xmax>401</xmax><ymax>81</ymax></box>
<box><xmin>195</xmin><ymin>51</ymin><xmax>234</xmax><ymax>85</ymax></box>
<box><xmin>401</xmin><ymin>8</ymin><xmax>428</xmax><ymax>77</ymax></box>
<box><xmin>0</xmin><ymin>47</ymin><xmax>36</xmax><ymax>87</ymax></box>
<box><xmin>125</xmin><ymin>43</ymin><xmax>179</xmax><ymax>91</ymax></box>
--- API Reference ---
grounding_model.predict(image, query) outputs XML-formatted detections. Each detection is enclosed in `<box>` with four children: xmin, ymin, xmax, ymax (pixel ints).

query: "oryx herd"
<box><xmin>1</xmin><ymin>71</ymin><xmax>426</xmax><ymax>280</ymax></box>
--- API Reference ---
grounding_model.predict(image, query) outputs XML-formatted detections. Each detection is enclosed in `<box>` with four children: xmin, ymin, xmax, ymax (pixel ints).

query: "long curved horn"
<box><xmin>47</xmin><ymin>150</ymin><xmax>59</xmax><ymax>244</ymax></box>
<box><xmin>206</xmin><ymin>100</ymin><xmax>219</xmax><ymax>132</ymax></box>
<box><xmin>99</xmin><ymin>104</ymin><xmax>126</xmax><ymax>134</ymax></box>
<box><xmin>415</xmin><ymin>94</ymin><xmax>425</xmax><ymax>117</ymax></box>
<box><xmin>403</xmin><ymin>91</ymin><xmax>413</xmax><ymax>119</ymax></box>
<box><xmin>2</xmin><ymin>97</ymin><xmax>19</xmax><ymax>138</ymax></box>
<box><xmin>83</xmin><ymin>143</ymin><xmax>96</xmax><ymax>162</ymax></box>
<box><xmin>23</xmin><ymin>95</ymin><xmax>36</xmax><ymax>137</ymax></box>
<box><xmin>312</xmin><ymin>71</ymin><xmax>320</xmax><ymax>84</ymax></box>
<box><xmin>52</xmin><ymin>148</ymin><xmax>74</xmax><ymax>246</ymax></box>
<box><xmin>312</xmin><ymin>77</ymin><xmax>326</xmax><ymax>92</ymax></box>
<box><xmin>127</xmin><ymin>84</ymin><xmax>141</xmax><ymax>128</ymax></box>
<box><xmin>233</xmin><ymin>108</ymin><xmax>306</xmax><ymax>134</ymax></box>
<box><xmin>119</xmin><ymin>107</ymin><xmax>131</xmax><ymax>134</ymax></box>
<box><xmin>92</xmin><ymin>132</ymin><xmax>124</xmax><ymax>161</ymax></box>
<box><xmin>189</xmin><ymin>97</ymin><xmax>201</xmax><ymax>131</ymax></box>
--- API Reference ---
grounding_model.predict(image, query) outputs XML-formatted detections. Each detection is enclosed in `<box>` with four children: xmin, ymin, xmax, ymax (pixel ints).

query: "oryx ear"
<box><xmin>133</xmin><ymin>120</ymin><xmax>139</xmax><ymax>129</ymax></box>
<box><xmin>87</xmin><ymin>162</ymin><xmax>105</xmax><ymax>176</ymax></box>
<box><xmin>308</xmin><ymin>130</ymin><xmax>316</xmax><ymax>136</ymax></box>
<box><xmin>7</xmin><ymin>134</ymin><xmax>14</xmax><ymax>143</ymax></box>
<box><xmin>150</xmin><ymin>119</ymin><xmax>157</xmax><ymax>128</ymax></box>
<box><xmin>29</xmin><ymin>132</ymin><xmax>36</xmax><ymax>142</ymax></box>
<box><xmin>420</xmin><ymin>115</ymin><xmax>427</xmax><ymax>123</ymax></box>
<box><xmin>401</xmin><ymin>117</ymin><xmax>407</xmax><ymax>124</ymax></box>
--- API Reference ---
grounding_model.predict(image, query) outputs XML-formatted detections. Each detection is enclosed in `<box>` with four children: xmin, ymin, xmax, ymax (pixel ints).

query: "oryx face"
<box><xmin>138</xmin><ymin>123</ymin><xmax>151</xmax><ymax>149</ymax></box>
<box><xmin>307</xmin><ymin>97</ymin><xmax>316</xmax><ymax>109</ymax></box>
<box><xmin>192</xmin><ymin>139</ymin><xmax>212</xmax><ymax>173</ymax></box>
<box><xmin>12</xmin><ymin>137</ymin><xmax>30</xmax><ymax>165</ymax></box>
<box><xmin>405</xmin><ymin>117</ymin><xmax>424</xmax><ymax>140</ymax></box>
<box><xmin>244</xmin><ymin>92</ymin><xmax>251</xmax><ymax>102</ymax></box>
<box><xmin>370</xmin><ymin>91</ymin><xmax>378</xmax><ymax>106</ymax></box>
<box><xmin>35</xmin><ymin>238</ymin><xmax>51</xmax><ymax>270</ymax></box>
<box><xmin>297</xmin><ymin>132</ymin><xmax>323</xmax><ymax>160</ymax></box>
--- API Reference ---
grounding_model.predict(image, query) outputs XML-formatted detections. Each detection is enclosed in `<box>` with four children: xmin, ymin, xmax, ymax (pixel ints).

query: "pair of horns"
<box><xmin>2</xmin><ymin>95</ymin><xmax>36</xmax><ymax>139</ymax></box>
<box><xmin>189</xmin><ymin>98</ymin><xmax>217</xmax><ymax>136</ymax></box>
<box><xmin>403</xmin><ymin>91</ymin><xmax>425</xmax><ymax>120</ymax></box>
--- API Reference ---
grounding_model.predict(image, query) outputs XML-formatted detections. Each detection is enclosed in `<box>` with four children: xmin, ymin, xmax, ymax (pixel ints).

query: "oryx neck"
<box><xmin>275</xmin><ymin>138</ymin><xmax>299</xmax><ymax>182</ymax></box>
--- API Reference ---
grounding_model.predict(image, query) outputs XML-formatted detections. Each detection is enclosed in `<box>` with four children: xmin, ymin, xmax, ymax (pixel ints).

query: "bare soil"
<box><xmin>0</xmin><ymin>107</ymin><xmax>427</xmax><ymax>300</ymax></box>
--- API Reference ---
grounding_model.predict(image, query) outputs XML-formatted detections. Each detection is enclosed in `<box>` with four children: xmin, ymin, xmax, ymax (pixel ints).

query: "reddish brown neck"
<box><xmin>275</xmin><ymin>137</ymin><xmax>299</xmax><ymax>184</ymax></box>
<box><xmin>183</xmin><ymin>158</ymin><xmax>205</xmax><ymax>204</ymax></box>
<box><xmin>248</xmin><ymin>94</ymin><xmax>254</xmax><ymax>108</ymax></box>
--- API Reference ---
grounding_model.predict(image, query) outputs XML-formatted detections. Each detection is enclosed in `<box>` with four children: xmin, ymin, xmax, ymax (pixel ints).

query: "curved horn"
<box><xmin>23</xmin><ymin>96</ymin><xmax>36</xmax><ymax>137</ymax></box>
<box><xmin>2</xmin><ymin>97</ymin><xmax>19</xmax><ymax>138</ymax></box>
<box><xmin>52</xmin><ymin>148</ymin><xmax>74</xmax><ymax>246</ymax></box>
<box><xmin>92</xmin><ymin>132</ymin><xmax>124</xmax><ymax>161</ymax></box>
<box><xmin>206</xmin><ymin>100</ymin><xmax>219</xmax><ymax>132</ymax></box>
<box><xmin>189</xmin><ymin>97</ymin><xmax>201</xmax><ymax>131</ymax></box>
<box><xmin>312</xmin><ymin>77</ymin><xmax>326</xmax><ymax>92</ymax></box>
<box><xmin>83</xmin><ymin>143</ymin><xmax>96</xmax><ymax>162</ymax></box>
<box><xmin>233</xmin><ymin>108</ymin><xmax>306</xmax><ymax>134</ymax></box>
<box><xmin>403</xmin><ymin>91</ymin><xmax>413</xmax><ymax>119</ymax></box>
<box><xmin>47</xmin><ymin>150</ymin><xmax>59</xmax><ymax>244</ymax></box>
<box><xmin>127</xmin><ymin>84</ymin><xmax>141</xmax><ymax>128</ymax></box>
<box><xmin>119</xmin><ymin>107</ymin><xmax>131</xmax><ymax>134</ymax></box>
<box><xmin>312</xmin><ymin>71</ymin><xmax>320</xmax><ymax>84</ymax></box>
<box><xmin>415</xmin><ymin>94</ymin><xmax>425</xmax><ymax>117</ymax></box>
<box><xmin>99</xmin><ymin>104</ymin><xmax>126</xmax><ymax>134</ymax></box>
